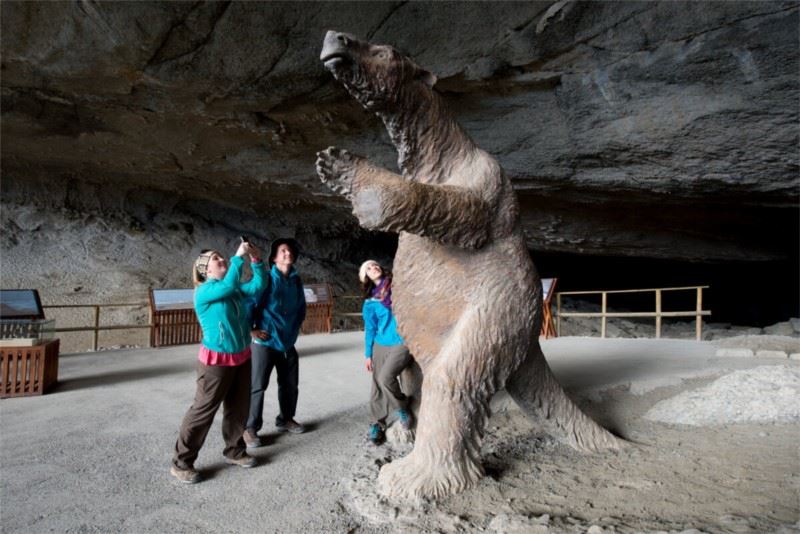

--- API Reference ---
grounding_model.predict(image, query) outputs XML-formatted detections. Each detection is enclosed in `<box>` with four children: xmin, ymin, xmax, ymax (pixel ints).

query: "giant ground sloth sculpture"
<box><xmin>316</xmin><ymin>30</ymin><xmax>624</xmax><ymax>501</ymax></box>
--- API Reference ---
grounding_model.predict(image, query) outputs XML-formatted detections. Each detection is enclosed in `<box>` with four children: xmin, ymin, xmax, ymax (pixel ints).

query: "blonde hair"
<box><xmin>358</xmin><ymin>260</ymin><xmax>380</xmax><ymax>284</ymax></box>
<box><xmin>192</xmin><ymin>250</ymin><xmax>220</xmax><ymax>287</ymax></box>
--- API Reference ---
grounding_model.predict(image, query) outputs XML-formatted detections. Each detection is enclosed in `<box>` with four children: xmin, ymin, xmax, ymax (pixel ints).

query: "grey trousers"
<box><xmin>246</xmin><ymin>343</ymin><xmax>299</xmax><ymax>431</ymax></box>
<box><xmin>370</xmin><ymin>343</ymin><xmax>412</xmax><ymax>426</ymax></box>
<box><xmin>173</xmin><ymin>359</ymin><xmax>251</xmax><ymax>469</ymax></box>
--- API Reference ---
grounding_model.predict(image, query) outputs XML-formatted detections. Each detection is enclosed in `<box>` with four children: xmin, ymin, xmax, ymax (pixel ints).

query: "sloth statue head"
<box><xmin>320</xmin><ymin>30</ymin><xmax>438</xmax><ymax>112</ymax></box>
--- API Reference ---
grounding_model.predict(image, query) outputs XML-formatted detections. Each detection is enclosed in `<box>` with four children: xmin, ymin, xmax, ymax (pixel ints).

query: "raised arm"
<box><xmin>240</xmin><ymin>260</ymin><xmax>267</xmax><ymax>297</ymax></box>
<box><xmin>317</xmin><ymin>148</ymin><xmax>490</xmax><ymax>249</ymax></box>
<box><xmin>194</xmin><ymin>256</ymin><xmax>245</xmax><ymax>306</ymax></box>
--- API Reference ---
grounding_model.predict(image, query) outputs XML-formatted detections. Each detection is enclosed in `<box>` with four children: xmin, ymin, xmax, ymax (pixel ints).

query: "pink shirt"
<box><xmin>198</xmin><ymin>345</ymin><xmax>251</xmax><ymax>366</ymax></box>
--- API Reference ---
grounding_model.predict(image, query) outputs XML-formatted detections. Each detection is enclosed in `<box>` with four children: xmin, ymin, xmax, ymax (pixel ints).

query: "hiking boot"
<box><xmin>243</xmin><ymin>428</ymin><xmax>262</xmax><ymax>449</ymax></box>
<box><xmin>226</xmin><ymin>454</ymin><xmax>256</xmax><ymax>468</ymax></box>
<box><xmin>276</xmin><ymin>419</ymin><xmax>305</xmax><ymax>434</ymax></box>
<box><xmin>170</xmin><ymin>465</ymin><xmax>200</xmax><ymax>484</ymax></box>
<box><xmin>369</xmin><ymin>423</ymin><xmax>385</xmax><ymax>445</ymax></box>
<box><xmin>396</xmin><ymin>409</ymin><xmax>413</xmax><ymax>431</ymax></box>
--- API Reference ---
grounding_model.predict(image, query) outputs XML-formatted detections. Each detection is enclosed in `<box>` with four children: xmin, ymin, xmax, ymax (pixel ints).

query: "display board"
<box><xmin>0</xmin><ymin>289</ymin><xmax>45</xmax><ymax>320</ymax></box>
<box><xmin>150</xmin><ymin>289</ymin><xmax>195</xmax><ymax>311</ymax></box>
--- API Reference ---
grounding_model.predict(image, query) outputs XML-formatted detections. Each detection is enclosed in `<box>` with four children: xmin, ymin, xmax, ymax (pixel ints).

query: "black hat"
<box><xmin>269</xmin><ymin>238</ymin><xmax>300</xmax><ymax>264</ymax></box>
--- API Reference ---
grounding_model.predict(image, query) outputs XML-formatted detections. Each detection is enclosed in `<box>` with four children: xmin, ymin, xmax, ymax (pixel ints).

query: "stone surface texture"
<box><xmin>1</xmin><ymin>2</ymin><xmax>798</xmax><ymax>303</ymax></box>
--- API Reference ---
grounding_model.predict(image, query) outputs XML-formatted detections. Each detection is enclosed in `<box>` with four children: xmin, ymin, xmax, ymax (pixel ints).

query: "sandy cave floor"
<box><xmin>350</xmin><ymin>390</ymin><xmax>799</xmax><ymax>533</ymax></box>
<box><xmin>0</xmin><ymin>333</ymin><xmax>798</xmax><ymax>533</ymax></box>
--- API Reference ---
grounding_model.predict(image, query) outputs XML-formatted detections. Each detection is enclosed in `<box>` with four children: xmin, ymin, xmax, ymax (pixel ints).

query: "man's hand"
<box><xmin>251</xmin><ymin>329</ymin><xmax>269</xmax><ymax>341</ymax></box>
<box><xmin>365</xmin><ymin>357</ymin><xmax>373</xmax><ymax>372</ymax></box>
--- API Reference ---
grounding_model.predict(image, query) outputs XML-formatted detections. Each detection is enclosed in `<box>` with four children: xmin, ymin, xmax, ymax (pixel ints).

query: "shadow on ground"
<box><xmin>54</xmin><ymin>363</ymin><xmax>190</xmax><ymax>392</ymax></box>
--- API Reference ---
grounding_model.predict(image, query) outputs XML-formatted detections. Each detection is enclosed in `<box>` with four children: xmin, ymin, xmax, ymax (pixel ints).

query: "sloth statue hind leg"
<box><xmin>377</xmin><ymin>309</ymin><xmax>496</xmax><ymax>501</ymax></box>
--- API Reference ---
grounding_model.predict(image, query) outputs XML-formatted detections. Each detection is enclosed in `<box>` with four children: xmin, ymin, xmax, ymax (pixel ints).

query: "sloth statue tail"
<box><xmin>505</xmin><ymin>341</ymin><xmax>626</xmax><ymax>452</ymax></box>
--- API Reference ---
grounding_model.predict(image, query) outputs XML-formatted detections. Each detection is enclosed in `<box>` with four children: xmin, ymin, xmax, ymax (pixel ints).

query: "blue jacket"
<box><xmin>249</xmin><ymin>264</ymin><xmax>306</xmax><ymax>352</ymax></box>
<box><xmin>362</xmin><ymin>298</ymin><xmax>404</xmax><ymax>358</ymax></box>
<box><xmin>194</xmin><ymin>256</ymin><xmax>267</xmax><ymax>354</ymax></box>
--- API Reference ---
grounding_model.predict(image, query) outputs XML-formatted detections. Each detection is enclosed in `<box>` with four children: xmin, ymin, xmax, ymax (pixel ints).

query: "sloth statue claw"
<box><xmin>317</xmin><ymin>30</ymin><xmax>625</xmax><ymax>502</ymax></box>
<box><xmin>315</xmin><ymin>147</ymin><xmax>363</xmax><ymax>200</ymax></box>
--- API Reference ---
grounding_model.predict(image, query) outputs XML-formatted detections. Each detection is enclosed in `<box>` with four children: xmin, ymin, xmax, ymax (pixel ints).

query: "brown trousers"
<box><xmin>173</xmin><ymin>359</ymin><xmax>251</xmax><ymax>469</ymax></box>
<box><xmin>370</xmin><ymin>343</ymin><xmax>412</xmax><ymax>425</ymax></box>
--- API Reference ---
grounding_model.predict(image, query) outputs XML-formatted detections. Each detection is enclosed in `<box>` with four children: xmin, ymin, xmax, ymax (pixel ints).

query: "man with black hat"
<box><xmin>244</xmin><ymin>237</ymin><xmax>307</xmax><ymax>448</ymax></box>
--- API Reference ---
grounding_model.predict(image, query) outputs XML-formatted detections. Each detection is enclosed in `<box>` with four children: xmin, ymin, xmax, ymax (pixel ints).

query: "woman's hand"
<box><xmin>235</xmin><ymin>241</ymin><xmax>249</xmax><ymax>257</ymax></box>
<box><xmin>251</xmin><ymin>329</ymin><xmax>270</xmax><ymax>341</ymax></box>
<box><xmin>246</xmin><ymin>243</ymin><xmax>262</xmax><ymax>262</ymax></box>
<box><xmin>365</xmin><ymin>357</ymin><xmax>373</xmax><ymax>372</ymax></box>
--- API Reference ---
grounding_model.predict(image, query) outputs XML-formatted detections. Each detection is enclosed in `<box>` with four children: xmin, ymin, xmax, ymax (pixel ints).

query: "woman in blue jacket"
<box><xmin>243</xmin><ymin>238</ymin><xmax>307</xmax><ymax>449</ymax></box>
<box><xmin>359</xmin><ymin>259</ymin><xmax>413</xmax><ymax>445</ymax></box>
<box><xmin>171</xmin><ymin>240</ymin><xmax>266</xmax><ymax>484</ymax></box>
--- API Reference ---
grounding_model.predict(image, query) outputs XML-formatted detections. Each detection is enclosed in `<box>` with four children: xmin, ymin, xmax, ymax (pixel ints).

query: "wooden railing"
<box><xmin>43</xmin><ymin>291</ymin><xmax>336</xmax><ymax>351</ymax></box>
<box><xmin>555</xmin><ymin>286</ymin><xmax>710</xmax><ymax>340</ymax></box>
<box><xmin>42</xmin><ymin>303</ymin><xmax>152</xmax><ymax>352</ymax></box>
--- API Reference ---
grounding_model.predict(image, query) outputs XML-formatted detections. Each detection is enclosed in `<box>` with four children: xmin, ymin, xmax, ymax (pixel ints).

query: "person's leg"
<box><xmin>273</xmin><ymin>347</ymin><xmax>300</xmax><ymax>428</ymax></box>
<box><xmin>370</xmin><ymin>345</ymin><xmax>391</xmax><ymax>425</ymax></box>
<box><xmin>173</xmin><ymin>362</ymin><xmax>234</xmax><ymax>469</ymax></box>
<box><xmin>222</xmin><ymin>358</ymin><xmax>252</xmax><ymax>460</ymax></box>
<box><xmin>375</xmin><ymin>344</ymin><xmax>413</xmax><ymax>413</ymax></box>
<box><xmin>246</xmin><ymin>343</ymin><xmax>274</xmax><ymax>433</ymax></box>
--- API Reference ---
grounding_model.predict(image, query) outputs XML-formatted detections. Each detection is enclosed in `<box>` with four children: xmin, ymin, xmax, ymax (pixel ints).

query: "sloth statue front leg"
<box><xmin>316</xmin><ymin>147</ymin><xmax>491</xmax><ymax>249</ymax></box>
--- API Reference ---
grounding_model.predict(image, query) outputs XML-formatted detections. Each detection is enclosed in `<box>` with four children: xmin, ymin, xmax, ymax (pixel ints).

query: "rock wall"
<box><xmin>1</xmin><ymin>2</ymin><xmax>797</xmax><ymax>309</ymax></box>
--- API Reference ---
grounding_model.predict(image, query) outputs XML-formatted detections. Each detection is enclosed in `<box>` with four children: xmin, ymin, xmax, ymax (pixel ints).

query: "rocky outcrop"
<box><xmin>1</xmin><ymin>2</ymin><xmax>797</xmax><ymax>300</ymax></box>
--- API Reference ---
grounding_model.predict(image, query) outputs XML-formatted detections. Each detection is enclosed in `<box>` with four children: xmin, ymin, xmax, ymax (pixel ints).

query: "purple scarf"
<box><xmin>370</xmin><ymin>278</ymin><xmax>392</xmax><ymax>310</ymax></box>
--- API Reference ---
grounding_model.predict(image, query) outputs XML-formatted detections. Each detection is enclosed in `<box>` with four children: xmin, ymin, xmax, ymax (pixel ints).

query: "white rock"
<box><xmin>755</xmin><ymin>350</ymin><xmax>788</xmax><ymax>359</ymax></box>
<box><xmin>790</xmin><ymin>353</ymin><xmax>800</xmax><ymax>361</ymax></box>
<box><xmin>488</xmin><ymin>514</ymin><xmax>548</xmax><ymax>533</ymax></box>
<box><xmin>644</xmin><ymin>365</ymin><xmax>800</xmax><ymax>425</ymax></box>
<box><xmin>791</xmin><ymin>317</ymin><xmax>800</xmax><ymax>333</ymax></box>
<box><xmin>764</xmin><ymin>321</ymin><xmax>795</xmax><ymax>336</ymax></box>
<box><xmin>605</xmin><ymin>323</ymin><xmax>623</xmax><ymax>338</ymax></box>
<box><xmin>715</xmin><ymin>348</ymin><xmax>754</xmax><ymax>358</ymax></box>
<box><xmin>629</xmin><ymin>377</ymin><xmax>683</xmax><ymax>395</ymax></box>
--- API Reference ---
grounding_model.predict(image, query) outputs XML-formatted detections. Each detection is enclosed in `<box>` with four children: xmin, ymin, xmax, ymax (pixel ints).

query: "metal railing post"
<box><xmin>655</xmin><ymin>289</ymin><xmax>662</xmax><ymax>339</ymax></box>
<box><xmin>696</xmin><ymin>287</ymin><xmax>703</xmax><ymax>341</ymax></box>
<box><xmin>601</xmin><ymin>292</ymin><xmax>607</xmax><ymax>338</ymax></box>
<box><xmin>556</xmin><ymin>293</ymin><xmax>562</xmax><ymax>337</ymax></box>
<box><xmin>92</xmin><ymin>305</ymin><xmax>100</xmax><ymax>351</ymax></box>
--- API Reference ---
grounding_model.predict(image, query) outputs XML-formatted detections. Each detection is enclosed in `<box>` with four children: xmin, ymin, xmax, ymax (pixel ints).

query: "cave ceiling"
<box><xmin>1</xmin><ymin>1</ymin><xmax>798</xmax><ymax>263</ymax></box>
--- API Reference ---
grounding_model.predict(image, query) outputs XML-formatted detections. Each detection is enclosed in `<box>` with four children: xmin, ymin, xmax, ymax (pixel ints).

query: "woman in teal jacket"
<box><xmin>360</xmin><ymin>259</ymin><xmax>413</xmax><ymax>445</ymax></box>
<box><xmin>171</xmin><ymin>240</ymin><xmax>266</xmax><ymax>484</ymax></box>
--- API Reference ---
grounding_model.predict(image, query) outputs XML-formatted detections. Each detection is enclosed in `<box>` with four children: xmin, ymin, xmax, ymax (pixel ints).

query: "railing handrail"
<box><xmin>557</xmin><ymin>285</ymin><xmax>709</xmax><ymax>296</ymax></box>
<box><xmin>555</xmin><ymin>285</ymin><xmax>709</xmax><ymax>340</ymax></box>
<box><xmin>37</xmin><ymin>301</ymin><xmax>151</xmax><ymax>351</ymax></box>
<box><xmin>43</xmin><ymin>303</ymin><xmax>145</xmax><ymax>308</ymax></box>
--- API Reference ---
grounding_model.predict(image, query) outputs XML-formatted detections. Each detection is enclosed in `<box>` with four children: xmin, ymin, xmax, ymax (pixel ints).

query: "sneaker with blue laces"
<box><xmin>396</xmin><ymin>409</ymin><xmax>413</xmax><ymax>431</ymax></box>
<box><xmin>369</xmin><ymin>423</ymin><xmax>385</xmax><ymax>445</ymax></box>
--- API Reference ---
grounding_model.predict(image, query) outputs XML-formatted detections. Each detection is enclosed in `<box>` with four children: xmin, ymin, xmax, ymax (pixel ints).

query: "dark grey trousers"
<box><xmin>173</xmin><ymin>359</ymin><xmax>251</xmax><ymax>469</ymax></box>
<box><xmin>246</xmin><ymin>343</ymin><xmax>299</xmax><ymax>431</ymax></box>
<box><xmin>370</xmin><ymin>343</ymin><xmax>412</xmax><ymax>426</ymax></box>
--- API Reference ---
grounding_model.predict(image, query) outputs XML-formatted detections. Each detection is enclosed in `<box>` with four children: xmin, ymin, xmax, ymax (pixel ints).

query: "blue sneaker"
<box><xmin>369</xmin><ymin>423</ymin><xmax>385</xmax><ymax>445</ymax></box>
<box><xmin>396</xmin><ymin>409</ymin><xmax>413</xmax><ymax>431</ymax></box>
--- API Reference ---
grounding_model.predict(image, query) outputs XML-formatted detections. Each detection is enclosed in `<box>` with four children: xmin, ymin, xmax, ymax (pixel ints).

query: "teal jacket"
<box><xmin>249</xmin><ymin>264</ymin><xmax>306</xmax><ymax>352</ymax></box>
<box><xmin>194</xmin><ymin>256</ymin><xmax>267</xmax><ymax>354</ymax></box>
<box><xmin>362</xmin><ymin>298</ymin><xmax>404</xmax><ymax>358</ymax></box>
